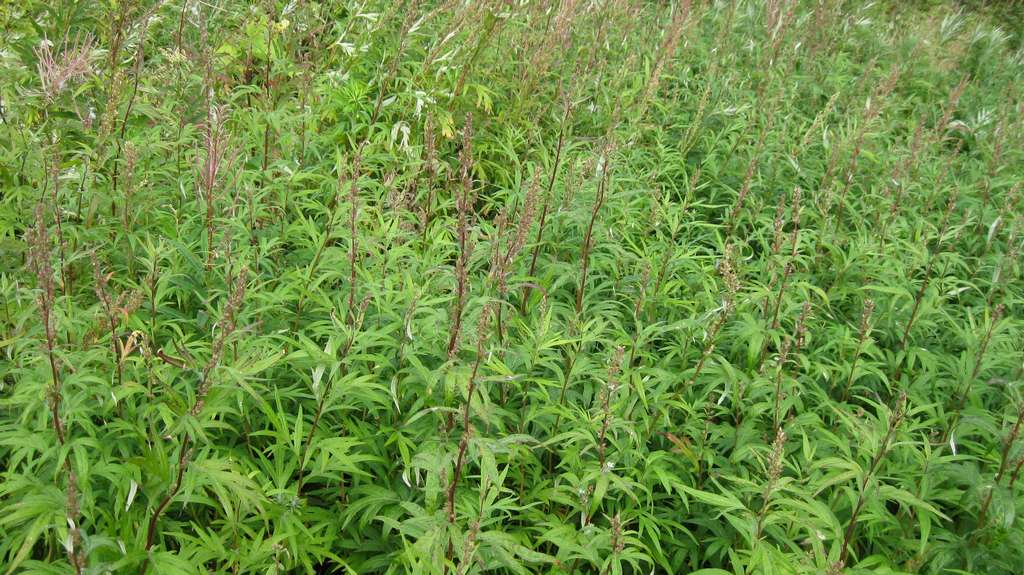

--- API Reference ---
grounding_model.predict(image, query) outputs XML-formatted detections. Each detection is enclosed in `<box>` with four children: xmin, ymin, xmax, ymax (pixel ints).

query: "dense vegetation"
<box><xmin>2</xmin><ymin>0</ymin><xmax>1024</xmax><ymax>573</ymax></box>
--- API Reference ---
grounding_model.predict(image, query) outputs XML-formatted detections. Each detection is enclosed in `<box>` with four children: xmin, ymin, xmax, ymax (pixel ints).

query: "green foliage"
<box><xmin>1</xmin><ymin>0</ymin><xmax>1023</xmax><ymax>574</ymax></box>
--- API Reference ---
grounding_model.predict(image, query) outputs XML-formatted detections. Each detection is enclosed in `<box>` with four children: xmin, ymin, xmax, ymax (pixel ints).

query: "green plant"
<box><xmin>1</xmin><ymin>1</ymin><xmax>1023</xmax><ymax>574</ymax></box>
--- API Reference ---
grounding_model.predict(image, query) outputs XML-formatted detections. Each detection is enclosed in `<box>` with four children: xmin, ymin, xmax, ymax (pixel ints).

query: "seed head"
<box><xmin>610</xmin><ymin>513</ymin><xmax>625</xmax><ymax>554</ymax></box>
<box><xmin>768</xmin><ymin>427</ymin><xmax>787</xmax><ymax>483</ymax></box>
<box><xmin>772</xmin><ymin>195</ymin><xmax>786</xmax><ymax>254</ymax></box>
<box><xmin>794</xmin><ymin>302</ymin><xmax>812</xmax><ymax>350</ymax></box>
<box><xmin>859</xmin><ymin>299</ymin><xmax>875</xmax><ymax>340</ymax></box>
<box><xmin>993</xmin><ymin>303</ymin><xmax>1005</xmax><ymax>323</ymax></box>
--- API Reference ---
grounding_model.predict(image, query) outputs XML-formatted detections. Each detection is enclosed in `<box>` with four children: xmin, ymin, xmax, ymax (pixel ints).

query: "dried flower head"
<box><xmin>768</xmin><ymin>427</ymin><xmax>787</xmax><ymax>483</ymax></box>
<box><xmin>993</xmin><ymin>303</ymin><xmax>1006</xmax><ymax>323</ymax></box>
<box><xmin>27</xmin><ymin>204</ymin><xmax>56</xmax><ymax>310</ymax></box>
<box><xmin>791</xmin><ymin>186</ymin><xmax>803</xmax><ymax>224</ymax></box>
<box><xmin>772</xmin><ymin>195</ymin><xmax>787</xmax><ymax>254</ymax></box>
<box><xmin>642</xmin><ymin>0</ymin><xmax>692</xmax><ymax>107</ymax></box>
<box><xmin>777</xmin><ymin>337</ymin><xmax>792</xmax><ymax>368</ymax></box>
<box><xmin>35</xmin><ymin>35</ymin><xmax>94</xmax><ymax>101</ymax></box>
<box><xmin>893</xmin><ymin>391</ymin><xmax>909</xmax><ymax>429</ymax></box>
<box><xmin>455</xmin><ymin>520</ymin><xmax>481</xmax><ymax>575</ymax></box>
<box><xmin>511</xmin><ymin>173</ymin><xmax>540</xmax><ymax>262</ymax></box>
<box><xmin>607</xmin><ymin>346</ymin><xmax>625</xmax><ymax>390</ymax></box>
<box><xmin>197</xmin><ymin>104</ymin><xmax>232</xmax><ymax>199</ymax></box>
<box><xmin>859</xmin><ymin>299</ymin><xmax>876</xmax><ymax>340</ymax></box>
<box><xmin>719</xmin><ymin>244</ymin><xmax>740</xmax><ymax>305</ymax></box>
<box><xmin>794</xmin><ymin>302</ymin><xmax>812</xmax><ymax>352</ymax></box>
<box><xmin>460</xmin><ymin>113</ymin><xmax>474</xmax><ymax>205</ymax></box>
<box><xmin>610</xmin><ymin>513</ymin><xmax>625</xmax><ymax>554</ymax></box>
<box><xmin>193</xmin><ymin>267</ymin><xmax>249</xmax><ymax>415</ymax></box>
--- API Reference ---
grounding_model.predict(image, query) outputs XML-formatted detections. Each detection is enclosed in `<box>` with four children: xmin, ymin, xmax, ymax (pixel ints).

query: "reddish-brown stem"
<box><xmin>839</xmin><ymin>394</ymin><xmax>906</xmax><ymax>566</ymax></box>
<box><xmin>296</xmin><ymin>302</ymin><xmax>366</xmax><ymax>496</ymax></box>
<box><xmin>978</xmin><ymin>404</ymin><xmax>1024</xmax><ymax>527</ymax></box>
<box><xmin>139</xmin><ymin>270</ymin><xmax>247</xmax><ymax>574</ymax></box>
<box><xmin>447</xmin><ymin>115</ymin><xmax>474</xmax><ymax>358</ymax></box>
<box><xmin>446</xmin><ymin>306</ymin><xmax>492</xmax><ymax>565</ymax></box>
<box><xmin>347</xmin><ymin>156</ymin><xmax>363</xmax><ymax>326</ymax></box>
<box><xmin>139</xmin><ymin>436</ymin><xmax>191</xmax><ymax>575</ymax></box>
<box><xmin>112</xmin><ymin>12</ymin><xmax>152</xmax><ymax>207</ymax></box>
<box><xmin>575</xmin><ymin>160</ymin><xmax>610</xmax><ymax>316</ymax></box>
<box><xmin>522</xmin><ymin>101</ymin><xmax>571</xmax><ymax>313</ymax></box>
<box><xmin>945</xmin><ymin>305</ymin><xmax>1005</xmax><ymax>442</ymax></box>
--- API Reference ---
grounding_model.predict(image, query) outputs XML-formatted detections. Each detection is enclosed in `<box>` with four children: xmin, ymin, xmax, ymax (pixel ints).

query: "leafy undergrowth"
<box><xmin>1</xmin><ymin>1</ymin><xmax>1023</xmax><ymax>574</ymax></box>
